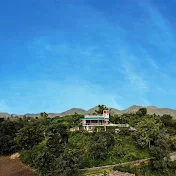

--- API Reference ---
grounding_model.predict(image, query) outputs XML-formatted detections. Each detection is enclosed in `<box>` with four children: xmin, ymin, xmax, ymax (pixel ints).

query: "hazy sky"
<box><xmin>0</xmin><ymin>0</ymin><xmax>176</xmax><ymax>114</ymax></box>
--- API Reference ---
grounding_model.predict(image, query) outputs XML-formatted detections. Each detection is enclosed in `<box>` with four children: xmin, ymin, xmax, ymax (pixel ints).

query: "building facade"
<box><xmin>80</xmin><ymin>110</ymin><xmax>110</xmax><ymax>131</ymax></box>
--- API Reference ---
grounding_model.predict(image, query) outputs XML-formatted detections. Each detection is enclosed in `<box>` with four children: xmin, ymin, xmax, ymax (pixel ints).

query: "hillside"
<box><xmin>1</xmin><ymin>105</ymin><xmax>176</xmax><ymax>119</ymax></box>
<box><xmin>0</xmin><ymin>155</ymin><xmax>35</xmax><ymax>176</ymax></box>
<box><xmin>58</xmin><ymin>108</ymin><xmax>86</xmax><ymax>116</ymax></box>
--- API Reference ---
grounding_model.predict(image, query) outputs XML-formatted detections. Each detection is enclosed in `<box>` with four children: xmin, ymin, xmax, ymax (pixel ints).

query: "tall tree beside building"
<box><xmin>95</xmin><ymin>105</ymin><xmax>108</xmax><ymax>115</ymax></box>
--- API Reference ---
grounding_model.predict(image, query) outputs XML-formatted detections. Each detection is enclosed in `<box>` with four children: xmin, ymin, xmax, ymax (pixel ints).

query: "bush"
<box><xmin>123</xmin><ymin>152</ymin><xmax>138</xmax><ymax>161</ymax></box>
<box><xmin>0</xmin><ymin>120</ymin><xmax>23</xmax><ymax>154</ymax></box>
<box><xmin>118</xmin><ymin>128</ymin><xmax>130</xmax><ymax>136</ymax></box>
<box><xmin>89</xmin><ymin>132</ymin><xmax>115</xmax><ymax>160</ymax></box>
<box><xmin>53</xmin><ymin>149</ymin><xmax>81</xmax><ymax>176</ymax></box>
<box><xmin>170</xmin><ymin>160</ymin><xmax>176</xmax><ymax>169</ymax></box>
<box><xmin>20</xmin><ymin>140</ymin><xmax>46</xmax><ymax>167</ymax></box>
<box><xmin>170</xmin><ymin>136</ymin><xmax>176</xmax><ymax>150</ymax></box>
<box><xmin>113</xmin><ymin>164</ymin><xmax>133</xmax><ymax>173</ymax></box>
<box><xmin>33</xmin><ymin>148</ymin><xmax>56</xmax><ymax>176</ymax></box>
<box><xmin>113</xmin><ymin>161</ymin><xmax>150</xmax><ymax>176</ymax></box>
<box><xmin>14</xmin><ymin>122</ymin><xmax>44</xmax><ymax>150</ymax></box>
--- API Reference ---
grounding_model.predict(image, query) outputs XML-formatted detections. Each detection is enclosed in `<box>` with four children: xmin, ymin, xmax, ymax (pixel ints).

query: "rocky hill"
<box><xmin>0</xmin><ymin>105</ymin><xmax>176</xmax><ymax>119</ymax></box>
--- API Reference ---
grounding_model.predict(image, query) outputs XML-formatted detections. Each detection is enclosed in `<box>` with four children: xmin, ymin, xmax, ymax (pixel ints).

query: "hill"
<box><xmin>58</xmin><ymin>108</ymin><xmax>86</xmax><ymax>116</ymax></box>
<box><xmin>0</xmin><ymin>105</ymin><xmax>176</xmax><ymax>119</ymax></box>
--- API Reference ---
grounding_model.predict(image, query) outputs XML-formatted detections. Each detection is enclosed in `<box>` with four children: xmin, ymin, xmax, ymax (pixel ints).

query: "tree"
<box><xmin>46</xmin><ymin>123</ymin><xmax>68</xmax><ymax>156</ymax></box>
<box><xmin>150</xmin><ymin>131</ymin><xmax>171</xmax><ymax>174</ymax></box>
<box><xmin>40</xmin><ymin>112</ymin><xmax>48</xmax><ymax>118</ymax></box>
<box><xmin>132</xmin><ymin>118</ymin><xmax>161</xmax><ymax>148</ymax></box>
<box><xmin>14</xmin><ymin>122</ymin><xmax>44</xmax><ymax>150</ymax></box>
<box><xmin>95</xmin><ymin>104</ymin><xmax>108</xmax><ymax>114</ymax></box>
<box><xmin>109</xmin><ymin>114</ymin><xmax>127</xmax><ymax>124</ymax></box>
<box><xmin>34</xmin><ymin>148</ymin><xmax>81</xmax><ymax>176</ymax></box>
<box><xmin>20</xmin><ymin>140</ymin><xmax>46</xmax><ymax>168</ymax></box>
<box><xmin>89</xmin><ymin>132</ymin><xmax>115</xmax><ymax>159</ymax></box>
<box><xmin>109</xmin><ymin>114</ymin><xmax>117</xmax><ymax>124</ymax></box>
<box><xmin>54</xmin><ymin>149</ymin><xmax>81</xmax><ymax>176</ymax></box>
<box><xmin>33</xmin><ymin>148</ymin><xmax>56</xmax><ymax>176</ymax></box>
<box><xmin>0</xmin><ymin>118</ymin><xmax>4</xmax><ymax>123</ymax></box>
<box><xmin>161</xmin><ymin>114</ymin><xmax>174</xmax><ymax>127</ymax></box>
<box><xmin>46</xmin><ymin>133</ymin><xmax>67</xmax><ymax>156</ymax></box>
<box><xmin>136</xmin><ymin>108</ymin><xmax>147</xmax><ymax>117</ymax></box>
<box><xmin>31</xmin><ymin>122</ymin><xmax>80</xmax><ymax>176</ymax></box>
<box><xmin>0</xmin><ymin>120</ymin><xmax>23</xmax><ymax>154</ymax></box>
<box><xmin>170</xmin><ymin>136</ymin><xmax>176</xmax><ymax>150</ymax></box>
<box><xmin>71</xmin><ymin>113</ymin><xmax>82</xmax><ymax>127</ymax></box>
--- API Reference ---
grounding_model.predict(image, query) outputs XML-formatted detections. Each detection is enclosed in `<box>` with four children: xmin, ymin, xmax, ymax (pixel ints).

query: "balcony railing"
<box><xmin>83</xmin><ymin>123</ymin><xmax>106</xmax><ymax>126</ymax></box>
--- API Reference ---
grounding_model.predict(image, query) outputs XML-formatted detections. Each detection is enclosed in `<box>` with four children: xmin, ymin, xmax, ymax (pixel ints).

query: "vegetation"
<box><xmin>0</xmin><ymin>106</ymin><xmax>176</xmax><ymax>175</ymax></box>
<box><xmin>113</xmin><ymin>160</ymin><xmax>176</xmax><ymax>176</ymax></box>
<box><xmin>95</xmin><ymin>104</ymin><xmax>108</xmax><ymax>114</ymax></box>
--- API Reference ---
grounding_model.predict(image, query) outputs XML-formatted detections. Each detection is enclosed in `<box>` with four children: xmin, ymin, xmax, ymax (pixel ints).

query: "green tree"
<box><xmin>14</xmin><ymin>122</ymin><xmax>44</xmax><ymax>150</ymax></box>
<box><xmin>136</xmin><ymin>108</ymin><xmax>147</xmax><ymax>117</ymax></box>
<box><xmin>89</xmin><ymin>132</ymin><xmax>115</xmax><ymax>159</ymax></box>
<box><xmin>40</xmin><ymin>112</ymin><xmax>48</xmax><ymax>118</ymax></box>
<box><xmin>34</xmin><ymin>148</ymin><xmax>55</xmax><ymax>176</ymax></box>
<box><xmin>0</xmin><ymin>120</ymin><xmax>23</xmax><ymax>154</ymax></box>
<box><xmin>54</xmin><ymin>149</ymin><xmax>81</xmax><ymax>176</ymax></box>
<box><xmin>132</xmin><ymin>118</ymin><xmax>161</xmax><ymax>148</ymax></box>
<box><xmin>46</xmin><ymin>133</ymin><xmax>67</xmax><ymax>156</ymax></box>
<box><xmin>170</xmin><ymin>136</ymin><xmax>176</xmax><ymax>150</ymax></box>
<box><xmin>95</xmin><ymin>104</ymin><xmax>108</xmax><ymax>114</ymax></box>
<box><xmin>161</xmin><ymin>114</ymin><xmax>174</xmax><ymax>127</ymax></box>
<box><xmin>0</xmin><ymin>118</ymin><xmax>4</xmax><ymax>123</ymax></box>
<box><xmin>71</xmin><ymin>113</ymin><xmax>82</xmax><ymax>127</ymax></box>
<box><xmin>31</xmin><ymin>123</ymin><xmax>80</xmax><ymax>176</ymax></box>
<box><xmin>20</xmin><ymin>140</ymin><xmax>46</xmax><ymax>168</ymax></box>
<box><xmin>46</xmin><ymin>124</ymin><xmax>68</xmax><ymax>156</ymax></box>
<box><xmin>161</xmin><ymin>114</ymin><xmax>172</xmax><ymax>122</ymax></box>
<box><xmin>150</xmin><ymin>131</ymin><xmax>171</xmax><ymax>174</ymax></box>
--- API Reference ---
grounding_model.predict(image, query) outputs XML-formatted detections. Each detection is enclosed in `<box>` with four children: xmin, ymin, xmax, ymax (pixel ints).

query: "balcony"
<box><xmin>82</xmin><ymin>123</ymin><xmax>106</xmax><ymax>126</ymax></box>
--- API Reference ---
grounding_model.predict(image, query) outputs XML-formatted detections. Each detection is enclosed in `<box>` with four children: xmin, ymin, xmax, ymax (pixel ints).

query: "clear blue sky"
<box><xmin>0</xmin><ymin>0</ymin><xmax>176</xmax><ymax>114</ymax></box>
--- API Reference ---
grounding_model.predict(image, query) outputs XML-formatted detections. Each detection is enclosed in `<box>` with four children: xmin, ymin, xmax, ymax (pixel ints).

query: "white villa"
<box><xmin>80</xmin><ymin>110</ymin><xmax>130</xmax><ymax>132</ymax></box>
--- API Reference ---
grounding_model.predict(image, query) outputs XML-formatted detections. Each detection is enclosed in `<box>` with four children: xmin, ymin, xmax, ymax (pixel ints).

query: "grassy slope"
<box><xmin>69</xmin><ymin>132</ymin><xmax>150</xmax><ymax>168</ymax></box>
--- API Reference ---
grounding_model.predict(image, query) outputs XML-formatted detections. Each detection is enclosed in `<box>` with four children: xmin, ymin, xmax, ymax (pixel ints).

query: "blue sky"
<box><xmin>0</xmin><ymin>0</ymin><xmax>176</xmax><ymax>114</ymax></box>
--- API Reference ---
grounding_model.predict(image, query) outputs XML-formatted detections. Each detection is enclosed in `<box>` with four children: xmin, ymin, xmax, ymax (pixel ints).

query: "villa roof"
<box><xmin>80</xmin><ymin>117</ymin><xmax>105</xmax><ymax>120</ymax></box>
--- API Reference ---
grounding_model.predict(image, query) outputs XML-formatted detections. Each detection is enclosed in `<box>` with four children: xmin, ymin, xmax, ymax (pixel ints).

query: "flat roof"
<box><xmin>80</xmin><ymin>117</ymin><xmax>105</xmax><ymax>120</ymax></box>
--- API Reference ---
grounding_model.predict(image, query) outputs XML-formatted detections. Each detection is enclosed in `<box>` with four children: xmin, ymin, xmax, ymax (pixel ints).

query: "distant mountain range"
<box><xmin>0</xmin><ymin>105</ymin><xmax>176</xmax><ymax>119</ymax></box>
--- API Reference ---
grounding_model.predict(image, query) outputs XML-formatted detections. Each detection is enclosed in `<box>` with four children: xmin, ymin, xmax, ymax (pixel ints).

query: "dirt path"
<box><xmin>0</xmin><ymin>152</ymin><xmax>175</xmax><ymax>176</ymax></box>
<box><xmin>0</xmin><ymin>155</ymin><xmax>36</xmax><ymax>176</ymax></box>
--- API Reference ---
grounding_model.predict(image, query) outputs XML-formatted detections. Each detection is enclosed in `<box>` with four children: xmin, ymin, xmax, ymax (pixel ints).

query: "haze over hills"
<box><xmin>0</xmin><ymin>105</ymin><xmax>176</xmax><ymax>119</ymax></box>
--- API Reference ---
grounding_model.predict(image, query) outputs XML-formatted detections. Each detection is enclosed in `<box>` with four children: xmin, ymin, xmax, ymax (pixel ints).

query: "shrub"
<box><xmin>118</xmin><ymin>128</ymin><xmax>130</xmax><ymax>136</ymax></box>
<box><xmin>0</xmin><ymin>120</ymin><xmax>23</xmax><ymax>154</ymax></box>
<box><xmin>14</xmin><ymin>122</ymin><xmax>44</xmax><ymax>150</ymax></box>
<box><xmin>113</xmin><ymin>164</ymin><xmax>133</xmax><ymax>173</ymax></box>
<box><xmin>170</xmin><ymin>136</ymin><xmax>176</xmax><ymax>150</ymax></box>
<box><xmin>170</xmin><ymin>160</ymin><xmax>176</xmax><ymax>169</ymax></box>
<box><xmin>89</xmin><ymin>132</ymin><xmax>115</xmax><ymax>160</ymax></box>
<box><xmin>20</xmin><ymin>140</ymin><xmax>46</xmax><ymax>167</ymax></box>
<box><xmin>123</xmin><ymin>152</ymin><xmax>138</xmax><ymax>161</ymax></box>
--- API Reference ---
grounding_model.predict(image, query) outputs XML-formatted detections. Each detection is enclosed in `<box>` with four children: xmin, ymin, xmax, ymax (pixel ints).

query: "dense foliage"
<box><xmin>0</xmin><ymin>118</ymin><xmax>23</xmax><ymax>154</ymax></box>
<box><xmin>113</xmin><ymin>160</ymin><xmax>176</xmax><ymax>176</ymax></box>
<box><xmin>0</xmin><ymin>107</ymin><xmax>176</xmax><ymax>175</ymax></box>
